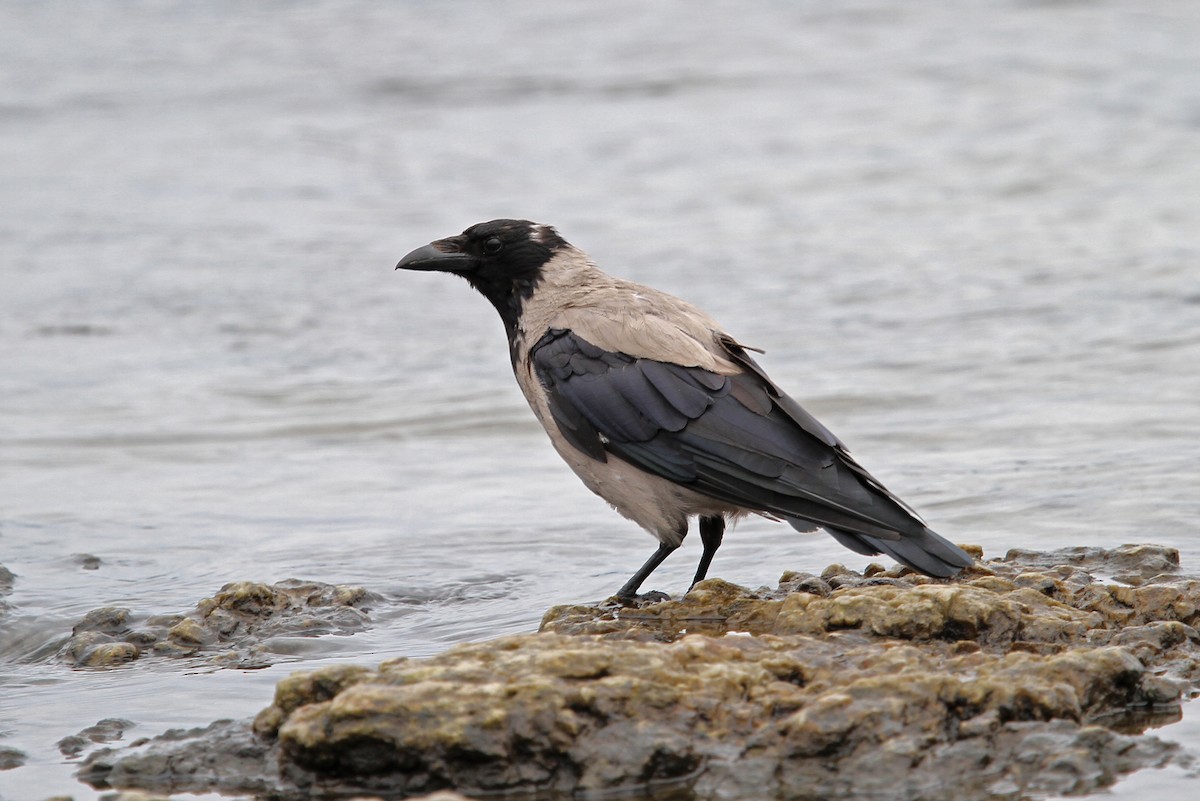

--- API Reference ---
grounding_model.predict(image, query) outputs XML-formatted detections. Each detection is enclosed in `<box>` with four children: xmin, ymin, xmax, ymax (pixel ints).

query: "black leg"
<box><xmin>690</xmin><ymin>515</ymin><xmax>725</xmax><ymax>589</ymax></box>
<box><xmin>616</xmin><ymin>541</ymin><xmax>680</xmax><ymax>599</ymax></box>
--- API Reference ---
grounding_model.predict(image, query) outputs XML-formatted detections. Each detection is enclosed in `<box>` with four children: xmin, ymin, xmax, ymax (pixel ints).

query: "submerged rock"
<box><xmin>0</xmin><ymin>563</ymin><xmax>13</xmax><ymax>620</ymax></box>
<box><xmin>73</xmin><ymin>553</ymin><xmax>103</xmax><ymax>570</ymax></box>
<box><xmin>80</xmin><ymin>545</ymin><xmax>1199</xmax><ymax>800</ymax></box>
<box><xmin>0</xmin><ymin>744</ymin><xmax>26</xmax><ymax>770</ymax></box>
<box><xmin>58</xmin><ymin>718</ymin><xmax>136</xmax><ymax>758</ymax></box>
<box><xmin>60</xmin><ymin>579</ymin><xmax>374</xmax><ymax>669</ymax></box>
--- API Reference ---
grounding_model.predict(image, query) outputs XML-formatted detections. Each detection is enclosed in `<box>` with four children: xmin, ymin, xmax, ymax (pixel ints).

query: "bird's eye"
<box><xmin>484</xmin><ymin>237</ymin><xmax>503</xmax><ymax>255</ymax></box>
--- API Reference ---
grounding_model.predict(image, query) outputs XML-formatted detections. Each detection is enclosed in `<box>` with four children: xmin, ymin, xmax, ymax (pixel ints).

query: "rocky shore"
<box><xmin>78</xmin><ymin>544</ymin><xmax>1200</xmax><ymax>800</ymax></box>
<box><xmin>59</xmin><ymin>579</ymin><xmax>374</xmax><ymax>669</ymax></box>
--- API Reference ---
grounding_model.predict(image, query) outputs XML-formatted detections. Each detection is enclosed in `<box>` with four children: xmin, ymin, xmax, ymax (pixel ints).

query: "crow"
<box><xmin>396</xmin><ymin>219</ymin><xmax>973</xmax><ymax>599</ymax></box>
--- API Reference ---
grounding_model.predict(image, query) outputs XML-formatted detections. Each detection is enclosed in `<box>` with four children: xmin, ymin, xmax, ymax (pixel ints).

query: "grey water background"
<box><xmin>2</xmin><ymin>0</ymin><xmax>1199</xmax><ymax>798</ymax></box>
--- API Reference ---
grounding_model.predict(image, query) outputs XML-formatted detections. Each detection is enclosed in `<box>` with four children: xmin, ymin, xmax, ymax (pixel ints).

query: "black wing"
<box><xmin>530</xmin><ymin>328</ymin><xmax>972</xmax><ymax>577</ymax></box>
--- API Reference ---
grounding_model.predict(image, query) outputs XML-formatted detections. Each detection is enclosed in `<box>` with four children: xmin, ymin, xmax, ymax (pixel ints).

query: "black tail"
<box><xmin>792</xmin><ymin>519</ymin><xmax>973</xmax><ymax>578</ymax></box>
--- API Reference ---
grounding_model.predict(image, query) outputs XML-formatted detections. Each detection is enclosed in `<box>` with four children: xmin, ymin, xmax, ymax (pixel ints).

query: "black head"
<box><xmin>396</xmin><ymin>219</ymin><xmax>566</xmax><ymax>336</ymax></box>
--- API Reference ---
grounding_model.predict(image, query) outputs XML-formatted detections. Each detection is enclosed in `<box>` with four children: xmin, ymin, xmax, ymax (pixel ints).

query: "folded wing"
<box><xmin>530</xmin><ymin>327</ymin><xmax>972</xmax><ymax>577</ymax></box>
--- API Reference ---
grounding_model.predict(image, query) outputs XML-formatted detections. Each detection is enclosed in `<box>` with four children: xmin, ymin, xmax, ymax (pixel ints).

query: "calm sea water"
<box><xmin>2</xmin><ymin>1</ymin><xmax>1199</xmax><ymax>799</ymax></box>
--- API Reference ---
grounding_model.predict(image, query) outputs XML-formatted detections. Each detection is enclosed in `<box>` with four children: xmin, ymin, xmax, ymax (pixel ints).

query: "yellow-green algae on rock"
<box><xmin>81</xmin><ymin>545</ymin><xmax>1198</xmax><ymax>800</ymax></box>
<box><xmin>260</xmin><ymin>632</ymin><xmax>1170</xmax><ymax>796</ymax></box>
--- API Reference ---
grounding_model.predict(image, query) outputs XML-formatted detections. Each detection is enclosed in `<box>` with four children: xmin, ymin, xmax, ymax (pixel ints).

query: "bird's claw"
<box><xmin>611</xmin><ymin>590</ymin><xmax>671</xmax><ymax>608</ymax></box>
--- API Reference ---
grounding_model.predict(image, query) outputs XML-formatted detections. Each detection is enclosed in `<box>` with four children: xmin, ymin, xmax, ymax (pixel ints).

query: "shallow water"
<box><xmin>2</xmin><ymin>1</ymin><xmax>1199</xmax><ymax>798</ymax></box>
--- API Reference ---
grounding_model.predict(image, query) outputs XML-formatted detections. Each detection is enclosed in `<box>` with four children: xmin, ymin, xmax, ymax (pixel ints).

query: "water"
<box><xmin>2</xmin><ymin>1</ymin><xmax>1199</xmax><ymax>798</ymax></box>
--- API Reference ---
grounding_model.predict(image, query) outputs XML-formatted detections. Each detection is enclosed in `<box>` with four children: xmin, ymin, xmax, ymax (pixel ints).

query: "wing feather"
<box><xmin>529</xmin><ymin>328</ymin><xmax>932</xmax><ymax>542</ymax></box>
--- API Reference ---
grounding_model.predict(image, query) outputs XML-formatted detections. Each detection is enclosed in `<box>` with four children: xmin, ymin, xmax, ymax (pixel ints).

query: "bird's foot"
<box><xmin>609</xmin><ymin>590</ymin><xmax>671</xmax><ymax>608</ymax></box>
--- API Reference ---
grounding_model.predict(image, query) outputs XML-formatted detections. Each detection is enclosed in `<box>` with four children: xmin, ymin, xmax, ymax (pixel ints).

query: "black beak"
<box><xmin>395</xmin><ymin>236</ymin><xmax>475</xmax><ymax>273</ymax></box>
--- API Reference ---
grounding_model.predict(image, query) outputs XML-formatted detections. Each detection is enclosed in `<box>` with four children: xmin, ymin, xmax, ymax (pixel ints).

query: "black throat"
<box><xmin>467</xmin><ymin>272</ymin><xmax>542</xmax><ymax>350</ymax></box>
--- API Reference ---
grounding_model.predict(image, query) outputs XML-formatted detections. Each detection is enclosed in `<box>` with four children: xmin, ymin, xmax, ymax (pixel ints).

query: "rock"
<box><xmin>59</xmin><ymin>718</ymin><xmax>136</xmax><ymax>758</ymax></box>
<box><xmin>0</xmin><ymin>744</ymin><xmax>26</xmax><ymax>770</ymax></box>
<box><xmin>79</xmin><ymin>720</ymin><xmax>273</xmax><ymax>795</ymax></box>
<box><xmin>0</xmin><ymin>563</ymin><xmax>14</xmax><ymax>620</ymax></box>
<box><xmin>268</xmin><ymin>636</ymin><xmax>1164</xmax><ymax>797</ymax></box>
<box><xmin>252</xmin><ymin>663</ymin><xmax>374</xmax><ymax>737</ymax></box>
<box><xmin>541</xmin><ymin>548</ymin><xmax>1200</xmax><ymax>672</ymax></box>
<box><xmin>79</xmin><ymin>719</ymin><xmax>485</xmax><ymax>801</ymax></box>
<box><xmin>79</xmin><ymin>545</ymin><xmax>1200</xmax><ymax>800</ymax></box>
<box><xmin>59</xmin><ymin>579</ymin><xmax>375</xmax><ymax>668</ymax></box>
<box><xmin>1003</xmin><ymin>543</ymin><xmax>1180</xmax><ymax>584</ymax></box>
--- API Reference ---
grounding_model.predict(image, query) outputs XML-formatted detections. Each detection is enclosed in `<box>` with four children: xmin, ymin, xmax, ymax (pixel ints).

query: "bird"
<box><xmin>395</xmin><ymin>219</ymin><xmax>973</xmax><ymax>600</ymax></box>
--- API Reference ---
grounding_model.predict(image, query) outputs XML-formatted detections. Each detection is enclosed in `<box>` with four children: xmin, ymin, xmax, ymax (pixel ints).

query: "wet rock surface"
<box><xmin>0</xmin><ymin>744</ymin><xmax>27</xmax><ymax>770</ymax></box>
<box><xmin>0</xmin><ymin>566</ymin><xmax>26</xmax><ymax>773</ymax></box>
<box><xmin>60</xmin><ymin>579</ymin><xmax>374</xmax><ymax>669</ymax></box>
<box><xmin>89</xmin><ymin>793</ymin><xmax>483</xmax><ymax>801</ymax></box>
<box><xmin>544</xmin><ymin>544</ymin><xmax>1198</xmax><ymax>671</ymax></box>
<box><xmin>80</xmin><ymin>719</ymin><xmax>275</xmax><ymax>796</ymax></box>
<box><xmin>80</xmin><ymin>545</ymin><xmax>1199</xmax><ymax>800</ymax></box>
<box><xmin>58</xmin><ymin>718</ymin><xmax>137</xmax><ymax>759</ymax></box>
<box><xmin>73</xmin><ymin>552</ymin><xmax>103</xmax><ymax>571</ymax></box>
<box><xmin>0</xmin><ymin>562</ymin><xmax>14</xmax><ymax>619</ymax></box>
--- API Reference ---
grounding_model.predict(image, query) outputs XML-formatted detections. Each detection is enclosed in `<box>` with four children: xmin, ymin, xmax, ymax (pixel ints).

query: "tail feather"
<box><xmin>825</xmin><ymin>527</ymin><xmax>884</xmax><ymax>557</ymax></box>
<box><xmin>790</xmin><ymin>518</ymin><xmax>973</xmax><ymax>578</ymax></box>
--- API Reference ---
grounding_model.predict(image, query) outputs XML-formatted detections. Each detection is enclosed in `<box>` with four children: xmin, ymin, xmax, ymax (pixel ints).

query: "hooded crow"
<box><xmin>396</xmin><ymin>219</ymin><xmax>973</xmax><ymax>599</ymax></box>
